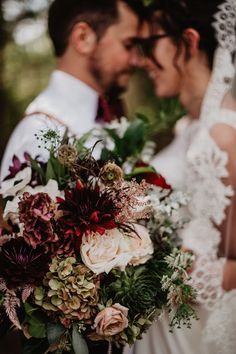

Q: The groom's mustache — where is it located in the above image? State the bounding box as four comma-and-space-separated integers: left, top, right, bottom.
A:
117, 68, 136, 75
117, 66, 135, 75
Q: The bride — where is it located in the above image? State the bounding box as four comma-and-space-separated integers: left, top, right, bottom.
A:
125, 0, 236, 353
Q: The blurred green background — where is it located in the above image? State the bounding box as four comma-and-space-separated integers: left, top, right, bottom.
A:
0, 0, 184, 162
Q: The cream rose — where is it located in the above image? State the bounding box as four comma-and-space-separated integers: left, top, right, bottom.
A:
93, 303, 129, 337
127, 224, 154, 266
80, 229, 132, 274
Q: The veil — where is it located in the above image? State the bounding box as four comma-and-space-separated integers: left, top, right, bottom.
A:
201, 1, 236, 352
200, 0, 236, 125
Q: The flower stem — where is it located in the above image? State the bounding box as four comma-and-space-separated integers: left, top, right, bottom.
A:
107, 342, 112, 354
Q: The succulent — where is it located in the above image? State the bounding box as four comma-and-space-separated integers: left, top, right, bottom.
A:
103, 265, 165, 319
34, 257, 101, 326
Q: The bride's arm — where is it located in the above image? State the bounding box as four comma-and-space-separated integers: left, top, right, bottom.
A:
210, 123, 236, 291
223, 260, 236, 291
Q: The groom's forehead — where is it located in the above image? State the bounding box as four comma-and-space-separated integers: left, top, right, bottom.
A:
101, 2, 140, 40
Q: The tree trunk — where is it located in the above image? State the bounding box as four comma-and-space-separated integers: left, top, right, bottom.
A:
0, 0, 9, 162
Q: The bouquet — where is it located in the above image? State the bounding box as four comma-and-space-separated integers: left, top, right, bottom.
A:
0, 125, 197, 354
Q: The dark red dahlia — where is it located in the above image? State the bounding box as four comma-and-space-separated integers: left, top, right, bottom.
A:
0, 238, 50, 289
57, 182, 117, 242
19, 192, 58, 249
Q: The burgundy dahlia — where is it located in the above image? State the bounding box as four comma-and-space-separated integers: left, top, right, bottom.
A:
57, 182, 117, 242
0, 238, 50, 289
19, 192, 58, 249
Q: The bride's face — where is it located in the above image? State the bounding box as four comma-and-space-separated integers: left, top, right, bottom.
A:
145, 25, 186, 98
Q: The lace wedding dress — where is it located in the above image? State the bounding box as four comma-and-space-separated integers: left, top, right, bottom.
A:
124, 2, 236, 353
125, 104, 236, 354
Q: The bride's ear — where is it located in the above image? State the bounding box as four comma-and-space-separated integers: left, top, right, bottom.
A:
183, 28, 200, 57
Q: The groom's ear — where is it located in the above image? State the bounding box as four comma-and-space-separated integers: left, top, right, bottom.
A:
183, 28, 200, 57
69, 22, 97, 55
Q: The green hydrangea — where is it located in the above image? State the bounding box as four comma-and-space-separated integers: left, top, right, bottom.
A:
34, 257, 100, 326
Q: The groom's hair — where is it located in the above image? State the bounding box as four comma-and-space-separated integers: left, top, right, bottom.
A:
48, 0, 145, 57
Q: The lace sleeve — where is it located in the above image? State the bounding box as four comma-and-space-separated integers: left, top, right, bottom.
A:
180, 126, 234, 309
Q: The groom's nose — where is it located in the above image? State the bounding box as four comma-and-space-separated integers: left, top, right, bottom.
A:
129, 49, 143, 68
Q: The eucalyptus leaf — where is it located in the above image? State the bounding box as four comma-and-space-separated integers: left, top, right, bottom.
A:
28, 316, 46, 339
47, 323, 65, 345
72, 325, 89, 354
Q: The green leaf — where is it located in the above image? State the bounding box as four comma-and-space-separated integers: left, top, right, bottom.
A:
22, 338, 49, 354
72, 325, 89, 354
29, 156, 46, 184
0, 292, 4, 306
121, 119, 147, 159
100, 148, 120, 164
45, 159, 56, 182
23, 303, 46, 339
75, 131, 92, 152
61, 128, 70, 145
47, 323, 65, 345
24, 303, 37, 316
134, 112, 149, 123
129, 166, 156, 176
28, 317, 46, 339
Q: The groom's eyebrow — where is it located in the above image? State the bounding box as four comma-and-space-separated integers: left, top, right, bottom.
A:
122, 38, 139, 50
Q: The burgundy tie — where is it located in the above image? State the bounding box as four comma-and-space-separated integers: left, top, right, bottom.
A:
95, 97, 125, 123
96, 97, 112, 123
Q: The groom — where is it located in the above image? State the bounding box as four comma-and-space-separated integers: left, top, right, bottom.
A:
0, 0, 146, 180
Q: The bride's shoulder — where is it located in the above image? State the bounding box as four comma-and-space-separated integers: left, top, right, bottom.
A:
209, 119, 236, 155
209, 93, 236, 152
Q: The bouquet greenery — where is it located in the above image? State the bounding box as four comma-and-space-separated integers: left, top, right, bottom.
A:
0, 122, 197, 354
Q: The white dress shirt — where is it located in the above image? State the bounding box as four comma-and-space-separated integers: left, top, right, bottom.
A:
1, 70, 99, 180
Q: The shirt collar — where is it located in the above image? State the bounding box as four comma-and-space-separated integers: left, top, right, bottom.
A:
47, 70, 99, 133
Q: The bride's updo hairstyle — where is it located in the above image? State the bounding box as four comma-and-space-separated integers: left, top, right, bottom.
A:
149, 0, 224, 69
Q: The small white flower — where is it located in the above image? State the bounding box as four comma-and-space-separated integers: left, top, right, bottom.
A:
105, 117, 130, 138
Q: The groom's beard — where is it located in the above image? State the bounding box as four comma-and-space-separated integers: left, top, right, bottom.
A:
89, 54, 134, 97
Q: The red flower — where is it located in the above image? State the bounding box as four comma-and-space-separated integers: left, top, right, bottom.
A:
0, 238, 50, 289
57, 182, 117, 244
135, 161, 171, 189
19, 192, 58, 249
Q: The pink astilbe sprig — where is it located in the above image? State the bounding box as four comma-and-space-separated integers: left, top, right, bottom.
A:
0, 278, 7, 292
109, 179, 152, 223
3, 291, 21, 330
21, 285, 35, 303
